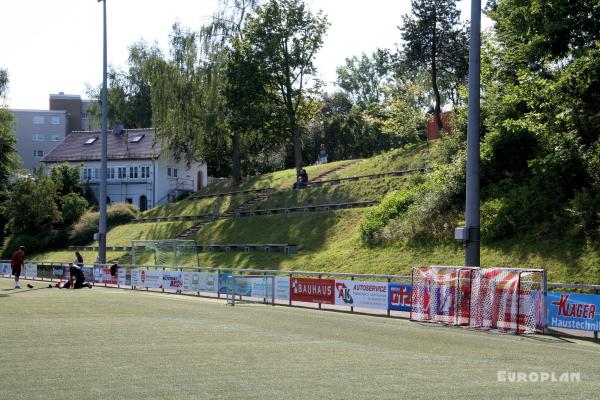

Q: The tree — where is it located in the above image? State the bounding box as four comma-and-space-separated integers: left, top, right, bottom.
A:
5, 177, 61, 236
400, 0, 468, 129
241, 0, 329, 172
336, 49, 393, 110
204, 0, 262, 184
0, 68, 18, 192
88, 42, 159, 130
49, 163, 82, 198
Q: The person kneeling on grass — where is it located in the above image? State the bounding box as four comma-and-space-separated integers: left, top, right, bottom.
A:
66, 263, 92, 289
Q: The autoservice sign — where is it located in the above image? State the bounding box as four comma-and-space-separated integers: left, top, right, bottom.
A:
547, 292, 600, 332
334, 280, 388, 310
290, 278, 335, 304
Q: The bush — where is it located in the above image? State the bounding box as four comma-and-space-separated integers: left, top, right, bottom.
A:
359, 190, 415, 245
61, 193, 88, 227
1, 231, 64, 259
69, 203, 139, 245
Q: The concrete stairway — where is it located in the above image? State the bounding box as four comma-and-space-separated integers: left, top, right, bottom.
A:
309, 159, 363, 183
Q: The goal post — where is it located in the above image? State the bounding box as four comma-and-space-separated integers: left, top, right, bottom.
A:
131, 239, 199, 267
226, 274, 276, 306
410, 266, 479, 326
469, 268, 546, 334
411, 266, 546, 334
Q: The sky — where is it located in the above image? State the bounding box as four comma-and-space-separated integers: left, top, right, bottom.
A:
0, 0, 491, 110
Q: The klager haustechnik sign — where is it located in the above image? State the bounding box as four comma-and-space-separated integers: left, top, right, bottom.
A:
547, 292, 600, 332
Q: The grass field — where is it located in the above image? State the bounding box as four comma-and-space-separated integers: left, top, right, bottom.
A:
1, 277, 598, 399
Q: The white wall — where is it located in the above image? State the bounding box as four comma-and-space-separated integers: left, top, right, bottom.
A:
46, 154, 207, 210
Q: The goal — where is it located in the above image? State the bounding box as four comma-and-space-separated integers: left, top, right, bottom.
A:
469, 268, 546, 334
131, 239, 199, 267
226, 274, 275, 306
410, 266, 479, 326
411, 266, 546, 334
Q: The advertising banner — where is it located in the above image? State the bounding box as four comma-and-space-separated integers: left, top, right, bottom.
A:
162, 271, 183, 290
275, 277, 290, 301
82, 267, 95, 283
218, 273, 252, 296
182, 271, 218, 293
94, 266, 119, 285
23, 263, 37, 278
290, 278, 335, 304
131, 269, 163, 288
388, 283, 412, 312
547, 292, 600, 332
334, 280, 388, 310
1, 262, 11, 276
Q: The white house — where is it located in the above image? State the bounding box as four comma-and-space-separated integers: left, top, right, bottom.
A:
41, 127, 207, 211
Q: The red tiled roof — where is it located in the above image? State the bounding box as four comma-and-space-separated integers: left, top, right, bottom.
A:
42, 128, 161, 163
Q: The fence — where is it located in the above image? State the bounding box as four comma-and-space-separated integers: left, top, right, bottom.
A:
1, 260, 598, 339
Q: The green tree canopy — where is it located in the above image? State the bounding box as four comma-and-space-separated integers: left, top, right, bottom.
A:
240, 0, 329, 172
400, 0, 468, 129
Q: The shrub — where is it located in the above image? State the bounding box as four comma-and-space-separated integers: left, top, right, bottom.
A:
69, 203, 139, 245
61, 193, 88, 227
359, 190, 415, 245
1, 231, 64, 259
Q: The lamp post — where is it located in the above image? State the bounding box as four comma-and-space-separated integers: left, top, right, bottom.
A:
464, 0, 481, 266
98, 0, 108, 264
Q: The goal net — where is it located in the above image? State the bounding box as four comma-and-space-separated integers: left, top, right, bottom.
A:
131, 239, 199, 267
469, 268, 545, 334
411, 266, 478, 326
226, 274, 275, 306
411, 266, 546, 334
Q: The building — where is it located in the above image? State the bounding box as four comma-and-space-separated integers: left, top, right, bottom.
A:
11, 93, 97, 171
41, 128, 207, 211
49, 92, 95, 132
11, 109, 69, 170
426, 112, 452, 140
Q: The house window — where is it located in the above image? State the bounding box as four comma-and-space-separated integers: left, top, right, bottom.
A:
129, 166, 138, 179
51, 116, 60, 125
93, 168, 99, 180
141, 166, 150, 179
85, 137, 98, 145
173, 168, 178, 178
33, 150, 44, 157
117, 167, 126, 179
50, 135, 60, 142
81, 112, 88, 119
33, 116, 44, 124
32, 134, 44, 141
107, 167, 115, 180
82, 168, 92, 180
167, 167, 172, 177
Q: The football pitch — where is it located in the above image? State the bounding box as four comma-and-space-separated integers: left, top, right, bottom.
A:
1, 278, 598, 399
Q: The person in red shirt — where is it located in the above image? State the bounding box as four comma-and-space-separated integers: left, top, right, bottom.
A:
10, 246, 25, 289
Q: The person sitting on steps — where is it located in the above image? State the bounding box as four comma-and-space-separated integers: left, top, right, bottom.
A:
293, 168, 309, 189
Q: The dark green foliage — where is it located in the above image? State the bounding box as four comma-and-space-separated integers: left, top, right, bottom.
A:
359, 190, 415, 245
1, 231, 64, 258
400, 0, 468, 127
5, 177, 61, 236
61, 193, 88, 227
69, 203, 139, 245
49, 163, 82, 198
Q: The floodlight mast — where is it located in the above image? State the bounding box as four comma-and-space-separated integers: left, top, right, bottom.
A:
465, 0, 481, 267
98, 0, 108, 264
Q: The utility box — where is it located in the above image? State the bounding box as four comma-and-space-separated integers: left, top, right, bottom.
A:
455, 226, 468, 241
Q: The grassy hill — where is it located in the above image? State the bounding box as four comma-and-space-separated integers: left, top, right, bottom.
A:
32, 142, 600, 285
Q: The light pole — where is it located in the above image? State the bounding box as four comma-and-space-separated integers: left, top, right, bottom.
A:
98, 0, 108, 264
465, 0, 481, 266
